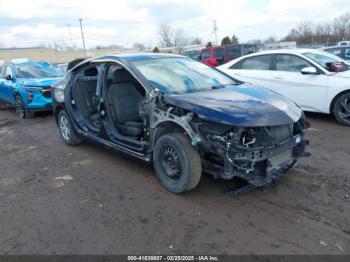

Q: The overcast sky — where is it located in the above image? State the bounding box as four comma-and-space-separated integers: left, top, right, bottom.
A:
0, 0, 349, 49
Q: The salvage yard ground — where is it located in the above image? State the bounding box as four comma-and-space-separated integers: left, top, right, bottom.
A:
0, 110, 349, 254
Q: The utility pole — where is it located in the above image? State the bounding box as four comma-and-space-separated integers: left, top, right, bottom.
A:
67, 24, 73, 48
213, 20, 218, 46
79, 18, 87, 57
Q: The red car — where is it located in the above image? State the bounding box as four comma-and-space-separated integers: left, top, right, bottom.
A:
199, 47, 225, 67
200, 44, 258, 67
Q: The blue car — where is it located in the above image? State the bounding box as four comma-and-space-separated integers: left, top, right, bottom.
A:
0, 61, 63, 118
53, 53, 309, 195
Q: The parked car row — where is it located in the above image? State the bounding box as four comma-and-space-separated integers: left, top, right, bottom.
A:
217, 48, 350, 126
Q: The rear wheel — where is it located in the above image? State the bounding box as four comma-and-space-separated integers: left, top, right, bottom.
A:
58, 110, 82, 145
333, 92, 350, 126
153, 132, 202, 193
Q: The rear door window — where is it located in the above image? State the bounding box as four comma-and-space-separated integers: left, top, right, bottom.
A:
201, 50, 210, 59
276, 55, 311, 72
240, 55, 271, 70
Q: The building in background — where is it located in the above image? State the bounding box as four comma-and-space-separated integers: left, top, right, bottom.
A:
263, 41, 297, 50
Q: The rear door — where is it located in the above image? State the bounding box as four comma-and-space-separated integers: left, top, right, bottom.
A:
228, 54, 273, 87
269, 54, 328, 112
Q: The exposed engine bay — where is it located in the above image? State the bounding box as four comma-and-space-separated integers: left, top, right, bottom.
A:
145, 93, 310, 188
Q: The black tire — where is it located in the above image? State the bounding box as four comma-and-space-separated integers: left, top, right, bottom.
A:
333, 92, 350, 126
58, 110, 82, 146
14, 95, 35, 119
153, 132, 202, 193
0, 100, 7, 110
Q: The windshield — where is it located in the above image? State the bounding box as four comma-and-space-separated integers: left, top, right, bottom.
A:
15, 63, 63, 78
303, 52, 349, 72
132, 57, 237, 94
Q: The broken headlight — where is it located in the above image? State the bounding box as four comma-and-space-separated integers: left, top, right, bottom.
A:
54, 89, 64, 103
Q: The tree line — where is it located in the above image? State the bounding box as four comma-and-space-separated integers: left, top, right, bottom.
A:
282, 12, 350, 45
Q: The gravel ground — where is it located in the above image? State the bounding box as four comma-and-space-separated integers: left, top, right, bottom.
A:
0, 109, 349, 255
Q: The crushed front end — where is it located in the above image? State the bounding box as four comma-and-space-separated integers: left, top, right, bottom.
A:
193, 115, 310, 186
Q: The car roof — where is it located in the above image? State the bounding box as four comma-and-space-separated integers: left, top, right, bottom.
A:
243, 48, 317, 56
106, 52, 184, 61
323, 45, 350, 49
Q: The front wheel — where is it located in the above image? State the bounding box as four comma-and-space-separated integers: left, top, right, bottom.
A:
333, 92, 350, 126
58, 110, 82, 146
0, 100, 7, 110
14, 95, 34, 119
153, 133, 202, 194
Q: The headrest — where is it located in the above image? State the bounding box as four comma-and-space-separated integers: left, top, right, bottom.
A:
113, 69, 133, 83
84, 67, 98, 76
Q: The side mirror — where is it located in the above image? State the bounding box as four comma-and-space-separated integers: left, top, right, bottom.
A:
301, 67, 318, 75
5, 74, 13, 81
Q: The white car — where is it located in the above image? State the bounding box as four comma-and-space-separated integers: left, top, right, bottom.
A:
217, 49, 350, 126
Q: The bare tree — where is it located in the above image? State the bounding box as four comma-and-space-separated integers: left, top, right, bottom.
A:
190, 37, 202, 45
282, 13, 350, 45
264, 36, 277, 44
158, 24, 173, 47
333, 13, 350, 41
173, 29, 189, 53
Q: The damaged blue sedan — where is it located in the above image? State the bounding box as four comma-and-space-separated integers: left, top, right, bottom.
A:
53, 53, 309, 194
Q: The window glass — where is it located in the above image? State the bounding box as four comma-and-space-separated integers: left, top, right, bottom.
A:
15, 62, 63, 78
345, 48, 350, 59
225, 47, 241, 59
276, 55, 311, 72
132, 57, 237, 94
201, 50, 210, 59
326, 48, 342, 56
5, 66, 13, 77
241, 55, 270, 70
303, 51, 348, 71
214, 48, 224, 58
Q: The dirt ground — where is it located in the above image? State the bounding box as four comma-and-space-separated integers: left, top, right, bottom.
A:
0, 109, 349, 255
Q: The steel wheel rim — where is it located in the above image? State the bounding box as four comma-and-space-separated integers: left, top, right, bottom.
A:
337, 95, 350, 124
161, 145, 182, 181
60, 115, 70, 141
14, 97, 25, 119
